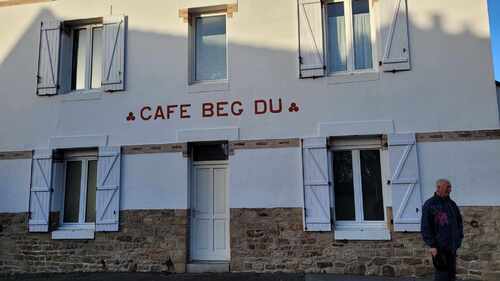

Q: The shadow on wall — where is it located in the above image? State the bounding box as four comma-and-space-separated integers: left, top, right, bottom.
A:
0, 3, 498, 146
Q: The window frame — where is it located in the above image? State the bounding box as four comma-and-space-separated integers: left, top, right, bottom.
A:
324, 0, 378, 76
59, 155, 97, 230
189, 11, 229, 85
69, 23, 103, 92
329, 137, 391, 240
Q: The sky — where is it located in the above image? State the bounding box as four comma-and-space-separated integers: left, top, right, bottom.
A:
489, 0, 500, 81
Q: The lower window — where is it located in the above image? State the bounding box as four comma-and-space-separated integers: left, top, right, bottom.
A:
62, 158, 97, 226
332, 148, 389, 240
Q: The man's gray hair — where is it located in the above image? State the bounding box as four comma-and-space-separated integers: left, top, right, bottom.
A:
436, 178, 451, 187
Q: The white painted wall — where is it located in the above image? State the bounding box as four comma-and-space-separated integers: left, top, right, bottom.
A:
0, 159, 31, 213
0, 0, 498, 152
418, 140, 500, 206
121, 153, 189, 210
229, 147, 303, 208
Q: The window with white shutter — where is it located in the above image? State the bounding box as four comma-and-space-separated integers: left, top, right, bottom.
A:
301, 137, 332, 231
380, 0, 411, 72
36, 16, 127, 96
388, 133, 422, 232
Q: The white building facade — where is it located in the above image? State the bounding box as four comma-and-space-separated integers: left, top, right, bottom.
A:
0, 0, 499, 279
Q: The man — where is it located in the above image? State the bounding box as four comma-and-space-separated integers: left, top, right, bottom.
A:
421, 179, 464, 281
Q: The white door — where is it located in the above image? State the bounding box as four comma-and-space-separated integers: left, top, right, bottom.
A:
190, 162, 229, 261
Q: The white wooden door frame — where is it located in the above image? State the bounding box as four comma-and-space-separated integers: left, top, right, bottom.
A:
190, 161, 230, 262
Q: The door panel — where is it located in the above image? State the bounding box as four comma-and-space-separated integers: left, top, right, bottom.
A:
191, 164, 229, 261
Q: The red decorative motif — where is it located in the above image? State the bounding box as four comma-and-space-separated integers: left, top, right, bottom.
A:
126, 112, 136, 122
288, 102, 300, 112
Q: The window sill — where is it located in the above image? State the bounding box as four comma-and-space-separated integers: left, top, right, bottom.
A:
334, 227, 391, 241
326, 71, 379, 85
188, 80, 229, 93
52, 223, 95, 240
61, 90, 103, 102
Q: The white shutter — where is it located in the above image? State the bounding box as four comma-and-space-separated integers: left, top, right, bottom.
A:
36, 21, 61, 96
96, 146, 121, 232
102, 15, 126, 92
381, 0, 411, 72
388, 133, 422, 232
298, 0, 326, 78
28, 150, 53, 232
302, 137, 331, 231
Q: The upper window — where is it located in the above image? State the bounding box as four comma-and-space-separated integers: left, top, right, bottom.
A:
61, 153, 97, 227
191, 14, 227, 83
36, 16, 126, 96
70, 24, 103, 91
333, 149, 384, 224
326, 0, 373, 74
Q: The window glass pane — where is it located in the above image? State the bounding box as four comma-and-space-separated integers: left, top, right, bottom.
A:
64, 161, 82, 223
360, 150, 384, 221
85, 160, 97, 223
195, 15, 227, 81
333, 151, 356, 221
192, 142, 228, 161
327, 2, 347, 73
91, 27, 103, 89
352, 0, 373, 70
72, 28, 89, 90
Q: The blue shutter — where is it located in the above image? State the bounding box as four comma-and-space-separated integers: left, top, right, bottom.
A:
381, 0, 411, 72
96, 146, 121, 232
302, 137, 332, 231
36, 21, 61, 96
29, 150, 53, 232
388, 133, 422, 232
102, 15, 126, 92
298, 0, 326, 78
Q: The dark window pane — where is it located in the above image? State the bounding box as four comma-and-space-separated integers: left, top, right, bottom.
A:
333, 151, 355, 221
192, 143, 228, 161
352, 0, 370, 14
360, 150, 384, 221
71, 28, 88, 90
85, 160, 97, 223
64, 161, 82, 223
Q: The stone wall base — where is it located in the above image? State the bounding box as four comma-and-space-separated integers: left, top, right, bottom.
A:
230, 207, 500, 281
1, 207, 499, 281
0, 210, 188, 274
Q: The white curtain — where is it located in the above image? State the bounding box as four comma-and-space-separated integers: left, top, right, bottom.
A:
353, 8, 373, 70
328, 3, 347, 73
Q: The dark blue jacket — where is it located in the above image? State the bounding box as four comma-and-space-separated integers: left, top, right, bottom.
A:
421, 193, 464, 252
